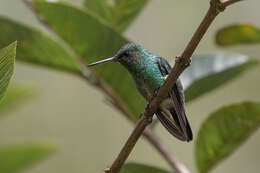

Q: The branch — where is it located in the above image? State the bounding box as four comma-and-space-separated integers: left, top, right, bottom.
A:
221, 0, 243, 8
106, 0, 242, 173
143, 128, 190, 173
23, 0, 187, 172
24, 0, 242, 172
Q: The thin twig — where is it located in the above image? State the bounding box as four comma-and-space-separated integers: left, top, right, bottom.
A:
143, 128, 190, 173
23, 0, 188, 172
221, 0, 243, 8
106, 0, 242, 173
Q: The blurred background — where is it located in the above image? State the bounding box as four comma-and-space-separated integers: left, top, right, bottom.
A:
0, 0, 259, 173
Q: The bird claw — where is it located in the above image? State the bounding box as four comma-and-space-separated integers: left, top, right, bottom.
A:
139, 102, 151, 119
153, 88, 160, 97
139, 88, 160, 119
145, 103, 151, 112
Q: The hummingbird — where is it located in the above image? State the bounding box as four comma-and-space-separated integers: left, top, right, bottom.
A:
88, 43, 193, 142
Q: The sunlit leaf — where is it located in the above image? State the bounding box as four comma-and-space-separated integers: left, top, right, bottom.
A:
84, 0, 148, 32
195, 102, 260, 173
179, 53, 258, 102
32, 0, 146, 122
0, 143, 56, 173
0, 17, 81, 75
0, 85, 35, 117
0, 42, 16, 101
216, 24, 260, 46
120, 163, 170, 173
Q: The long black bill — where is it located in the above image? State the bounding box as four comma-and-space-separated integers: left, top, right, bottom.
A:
88, 57, 116, 67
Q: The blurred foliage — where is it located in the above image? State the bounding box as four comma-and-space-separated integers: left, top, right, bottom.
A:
195, 102, 260, 173
0, 1, 259, 173
216, 24, 260, 46
0, 144, 55, 173
9, 0, 258, 123
32, 0, 145, 121
181, 53, 258, 102
120, 163, 170, 173
0, 84, 35, 117
0, 42, 16, 101
0, 34, 54, 173
184, 59, 258, 102
84, 0, 148, 32
0, 17, 81, 75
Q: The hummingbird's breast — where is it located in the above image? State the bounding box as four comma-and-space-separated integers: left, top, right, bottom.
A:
133, 61, 164, 101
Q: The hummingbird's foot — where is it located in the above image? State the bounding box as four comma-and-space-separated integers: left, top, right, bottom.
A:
140, 88, 160, 119
140, 103, 152, 118
145, 103, 151, 112
139, 103, 150, 119
153, 87, 160, 97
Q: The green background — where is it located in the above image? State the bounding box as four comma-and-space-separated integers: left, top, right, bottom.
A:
0, 0, 259, 173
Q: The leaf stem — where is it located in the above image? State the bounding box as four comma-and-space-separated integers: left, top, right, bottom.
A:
106, 0, 242, 173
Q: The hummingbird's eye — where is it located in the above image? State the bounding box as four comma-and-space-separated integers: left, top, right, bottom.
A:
122, 51, 130, 57
118, 51, 130, 60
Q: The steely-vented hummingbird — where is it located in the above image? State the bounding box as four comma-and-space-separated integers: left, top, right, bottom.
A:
88, 43, 193, 142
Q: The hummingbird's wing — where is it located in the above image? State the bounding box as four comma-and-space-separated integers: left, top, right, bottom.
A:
156, 57, 193, 142
156, 109, 187, 141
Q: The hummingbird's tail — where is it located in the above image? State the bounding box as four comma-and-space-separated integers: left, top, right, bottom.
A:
185, 118, 193, 141
156, 108, 193, 142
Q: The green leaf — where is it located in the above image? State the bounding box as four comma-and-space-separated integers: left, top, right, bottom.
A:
195, 102, 260, 173
0, 85, 35, 117
181, 53, 258, 102
0, 17, 81, 75
0, 42, 16, 101
84, 0, 114, 22
216, 24, 260, 46
0, 143, 56, 173
120, 163, 170, 173
84, 0, 148, 32
32, 0, 146, 122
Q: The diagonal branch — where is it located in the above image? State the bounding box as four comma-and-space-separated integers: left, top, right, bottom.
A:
106, 0, 243, 173
143, 128, 190, 173
220, 0, 243, 8
23, 0, 189, 172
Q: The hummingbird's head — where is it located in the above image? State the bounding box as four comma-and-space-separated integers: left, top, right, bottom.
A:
88, 43, 149, 68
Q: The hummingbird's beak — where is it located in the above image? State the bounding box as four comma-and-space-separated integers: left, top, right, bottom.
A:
88, 57, 117, 67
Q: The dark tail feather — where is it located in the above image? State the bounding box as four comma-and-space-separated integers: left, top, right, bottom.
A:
169, 109, 193, 142
156, 109, 193, 142
156, 110, 187, 141
185, 118, 193, 142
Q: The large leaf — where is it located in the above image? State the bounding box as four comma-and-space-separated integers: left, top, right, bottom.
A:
120, 163, 170, 173
84, 0, 114, 22
84, 0, 148, 32
0, 17, 81, 75
0, 143, 56, 173
195, 102, 260, 173
179, 53, 258, 102
0, 42, 16, 101
0, 85, 35, 117
32, 0, 146, 121
216, 24, 260, 46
